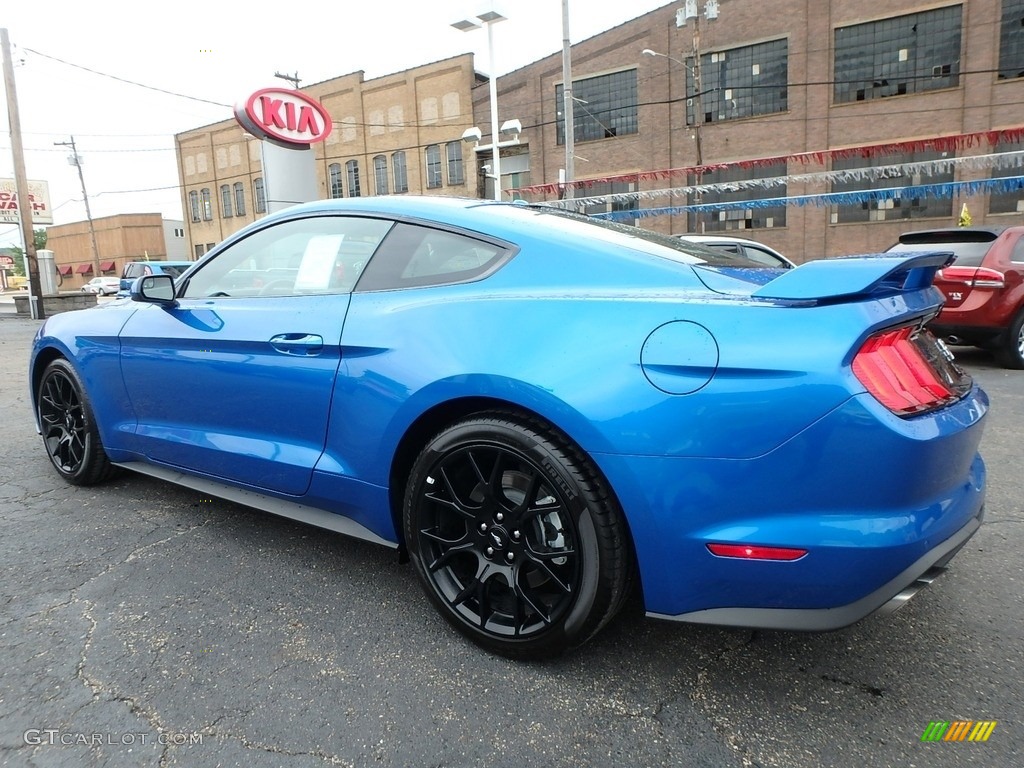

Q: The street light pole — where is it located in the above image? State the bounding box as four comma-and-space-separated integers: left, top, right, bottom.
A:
453, 9, 508, 201
55, 136, 102, 279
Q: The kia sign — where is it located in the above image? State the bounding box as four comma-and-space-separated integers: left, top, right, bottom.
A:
234, 88, 332, 149
0, 179, 54, 225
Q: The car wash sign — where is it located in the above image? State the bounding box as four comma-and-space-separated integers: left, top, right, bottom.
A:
0, 179, 53, 225
235, 88, 332, 149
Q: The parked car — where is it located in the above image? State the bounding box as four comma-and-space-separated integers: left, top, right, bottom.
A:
80, 276, 120, 295
29, 197, 987, 658
886, 226, 1024, 368
676, 234, 795, 269
118, 260, 194, 296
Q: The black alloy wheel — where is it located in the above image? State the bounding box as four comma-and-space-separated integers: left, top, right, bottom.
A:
404, 413, 633, 659
37, 359, 114, 485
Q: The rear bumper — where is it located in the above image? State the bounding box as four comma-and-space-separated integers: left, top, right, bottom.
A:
593, 386, 988, 626
648, 504, 982, 630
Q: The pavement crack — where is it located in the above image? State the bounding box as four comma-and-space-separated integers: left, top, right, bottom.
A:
210, 731, 354, 766
818, 673, 885, 697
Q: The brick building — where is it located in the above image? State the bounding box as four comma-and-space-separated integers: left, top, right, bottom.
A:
44, 213, 186, 291
171, 2, 1024, 264
174, 54, 480, 260
483, 0, 1024, 261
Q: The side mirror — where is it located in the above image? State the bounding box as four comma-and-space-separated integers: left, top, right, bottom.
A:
130, 274, 177, 306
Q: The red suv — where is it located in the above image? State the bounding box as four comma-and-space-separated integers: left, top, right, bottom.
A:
886, 226, 1024, 369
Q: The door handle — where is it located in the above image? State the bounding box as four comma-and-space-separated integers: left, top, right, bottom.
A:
269, 333, 324, 355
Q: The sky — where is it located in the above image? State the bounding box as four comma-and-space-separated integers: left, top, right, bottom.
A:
0, 0, 674, 249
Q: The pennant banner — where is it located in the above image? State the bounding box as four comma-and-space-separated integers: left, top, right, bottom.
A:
515, 126, 1024, 197
589, 176, 1024, 222
548, 152, 1024, 210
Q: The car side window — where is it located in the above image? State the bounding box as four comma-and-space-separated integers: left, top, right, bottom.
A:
1012, 237, 1024, 264
744, 245, 785, 268
180, 216, 393, 298
355, 223, 512, 291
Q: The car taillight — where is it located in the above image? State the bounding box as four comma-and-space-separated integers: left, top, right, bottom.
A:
852, 326, 968, 416
937, 266, 1005, 288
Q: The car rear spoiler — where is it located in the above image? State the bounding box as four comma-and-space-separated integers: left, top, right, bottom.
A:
751, 251, 955, 301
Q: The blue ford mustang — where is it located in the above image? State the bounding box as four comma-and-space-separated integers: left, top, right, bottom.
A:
29, 196, 987, 658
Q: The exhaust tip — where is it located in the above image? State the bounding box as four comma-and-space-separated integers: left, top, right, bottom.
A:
877, 566, 947, 616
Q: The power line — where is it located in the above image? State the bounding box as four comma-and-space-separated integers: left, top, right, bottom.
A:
22, 47, 231, 108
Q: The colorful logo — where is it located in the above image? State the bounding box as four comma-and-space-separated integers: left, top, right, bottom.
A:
921, 721, 997, 742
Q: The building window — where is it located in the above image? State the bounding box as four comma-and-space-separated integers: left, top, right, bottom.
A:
253, 178, 266, 214
830, 151, 953, 223
999, 0, 1024, 79
173, 228, 184, 238
692, 161, 788, 231
393, 151, 409, 193
425, 145, 443, 189
989, 135, 1024, 214
686, 39, 788, 124
556, 69, 638, 145
446, 141, 464, 185
194, 243, 205, 258
579, 182, 638, 226
374, 155, 389, 195
234, 182, 246, 216
346, 159, 361, 197
220, 184, 233, 218
188, 190, 200, 223
834, 7, 962, 104
200, 188, 213, 221
329, 163, 344, 198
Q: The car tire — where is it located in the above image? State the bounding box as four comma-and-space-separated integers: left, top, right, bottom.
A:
37, 358, 115, 485
404, 412, 634, 659
996, 308, 1024, 369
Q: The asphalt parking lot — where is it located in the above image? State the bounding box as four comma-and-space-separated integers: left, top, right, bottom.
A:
0, 312, 1021, 768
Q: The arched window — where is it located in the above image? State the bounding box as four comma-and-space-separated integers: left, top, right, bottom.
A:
392, 151, 408, 193
446, 142, 464, 185
188, 190, 200, 222
329, 163, 344, 198
373, 155, 388, 195
233, 182, 246, 216
253, 178, 266, 214
346, 160, 361, 197
220, 184, 233, 218
200, 188, 213, 221
425, 145, 442, 189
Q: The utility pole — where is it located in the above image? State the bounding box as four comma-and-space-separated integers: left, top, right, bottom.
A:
1, 27, 45, 319
561, 0, 575, 200
55, 136, 102, 280
678, 0, 718, 232
274, 71, 301, 89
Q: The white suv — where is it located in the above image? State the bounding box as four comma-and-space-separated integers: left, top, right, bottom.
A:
677, 235, 795, 269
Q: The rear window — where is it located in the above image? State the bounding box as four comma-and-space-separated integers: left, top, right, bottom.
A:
158, 265, 190, 279
886, 240, 992, 267
511, 206, 767, 269
886, 231, 998, 267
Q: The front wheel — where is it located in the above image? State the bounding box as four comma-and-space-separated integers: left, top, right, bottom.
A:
996, 308, 1024, 369
404, 412, 634, 659
37, 358, 115, 485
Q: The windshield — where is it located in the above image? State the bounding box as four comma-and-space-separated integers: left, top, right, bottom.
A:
514, 205, 768, 269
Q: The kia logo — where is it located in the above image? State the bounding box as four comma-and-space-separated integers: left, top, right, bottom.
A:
234, 88, 332, 149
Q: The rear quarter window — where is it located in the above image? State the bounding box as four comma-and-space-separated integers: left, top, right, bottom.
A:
355, 223, 512, 291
